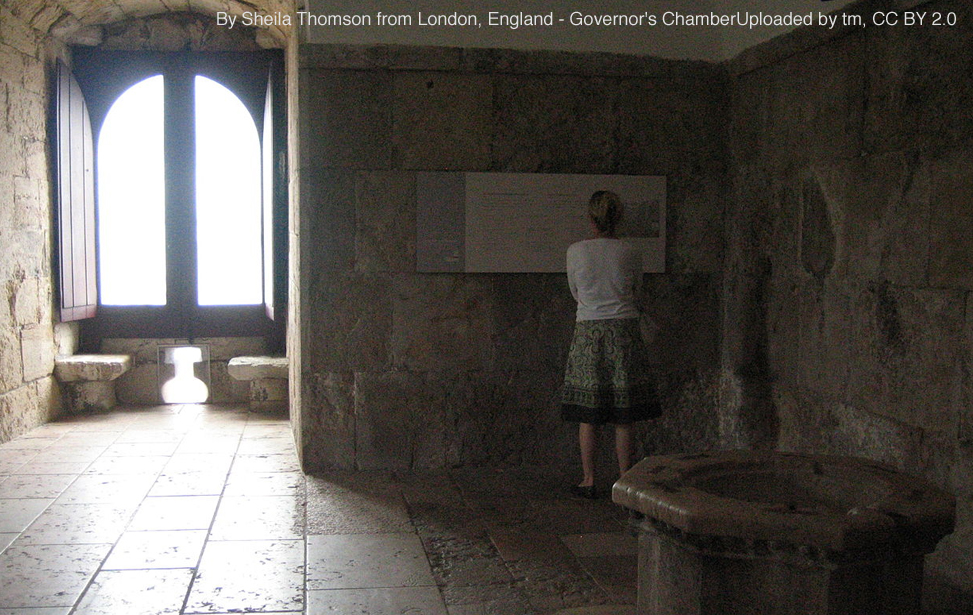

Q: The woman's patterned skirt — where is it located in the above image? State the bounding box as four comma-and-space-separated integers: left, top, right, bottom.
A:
560, 317, 661, 424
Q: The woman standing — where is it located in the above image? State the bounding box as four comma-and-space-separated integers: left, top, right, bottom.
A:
561, 190, 660, 498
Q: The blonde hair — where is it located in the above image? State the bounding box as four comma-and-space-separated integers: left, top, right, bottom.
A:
588, 190, 623, 235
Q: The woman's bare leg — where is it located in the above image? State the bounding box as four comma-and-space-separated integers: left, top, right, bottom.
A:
615, 423, 633, 477
579, 423, 597, 487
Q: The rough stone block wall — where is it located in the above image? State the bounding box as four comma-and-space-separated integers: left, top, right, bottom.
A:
0, 4, 65, 443
297, 44, 728, 478
724, 0, 973, 601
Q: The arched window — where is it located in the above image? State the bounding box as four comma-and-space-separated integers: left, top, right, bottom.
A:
194, 75, 262, 306
97, 75, 166, 306
63, 50, 287, 341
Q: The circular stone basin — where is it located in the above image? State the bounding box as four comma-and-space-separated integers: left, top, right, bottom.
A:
613, 450, 954, 553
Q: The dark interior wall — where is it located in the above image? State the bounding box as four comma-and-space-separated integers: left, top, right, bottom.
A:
296, 44, 728, 476
723, 0, 973, 597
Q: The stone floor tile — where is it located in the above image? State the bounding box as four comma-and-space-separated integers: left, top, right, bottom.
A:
0, 474, 76, 499
192, 424, 248, 438
421, 532, 512, 588
306, 474, 411, 535
0, 608, 72, 615
514, 573, 614, 614
576, 555, 637, 603
551, 607, 637, 615
13, 422, 77, 437
185, 539, 304, 613
236, 437, 298, 456
0, 437, 60, 451
29, 446, 107, 465
223, 471, 305, 497
0, 532, 17, 551
102, 530, 207, 569
307, 533, 435, 590
149, 471, 229, 497
560, 532, 638, 558
230, 453, 301, 474
398, 472, 465, 507
114, 430, 185, 444
510, 558, 613, 613
73, 568, 195, 614
0, 451, 31, 474
490, 529, 613, 611
84, 455, 170, 476
441, 584, 533, 615
118, 413, 198, 432
465, 495, 535, 530
129, 496, 220, 531
0, 543, 111, 607
163, 453, 235, 475
0, 498, 54, 533
14, 461, 91, 475
66, 413, 125, 427
408, 500, 484, 539
16, 503, 134, 545
55, 474, 155, 505
529, 498, 627, 535
54, 432, 122, 447
209, 495, 305, 540
307, 587, 448, 615
241, 423, 293, 439
102, 441, 181, 457
176, 434, 242, 455
452, 467, 569, 501
491, 530, 574, 564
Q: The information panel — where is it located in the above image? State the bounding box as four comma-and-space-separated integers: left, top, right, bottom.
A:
417, 172, 666, 273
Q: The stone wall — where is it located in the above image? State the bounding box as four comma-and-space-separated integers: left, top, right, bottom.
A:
296, 44, 728, 477
723, 0, 973, 601
0, 3, 66, 442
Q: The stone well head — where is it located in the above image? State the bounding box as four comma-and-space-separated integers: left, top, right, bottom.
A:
613, 450, 955, 615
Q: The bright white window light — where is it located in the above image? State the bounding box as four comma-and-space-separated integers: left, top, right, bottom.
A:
195, 75, 262, 306
160, 346, 209, 404
97, 75, 166, 306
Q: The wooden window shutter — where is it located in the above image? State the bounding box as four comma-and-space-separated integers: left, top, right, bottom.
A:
55, 60, 97, 321
262, 61, 287, 322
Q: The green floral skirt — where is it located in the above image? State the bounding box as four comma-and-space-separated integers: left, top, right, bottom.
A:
561, 318, 661, 425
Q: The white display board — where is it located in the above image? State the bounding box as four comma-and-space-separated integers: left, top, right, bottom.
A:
417, 172, 666, 273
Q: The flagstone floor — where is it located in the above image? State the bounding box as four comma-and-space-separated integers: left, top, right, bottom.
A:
0, 404, 637, 615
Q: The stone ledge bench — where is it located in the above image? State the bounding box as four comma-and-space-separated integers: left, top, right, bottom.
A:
227, 356, 288, 411
54, 354, 132, 413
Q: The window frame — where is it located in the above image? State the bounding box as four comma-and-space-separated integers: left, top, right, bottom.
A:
63, 49, 287, 343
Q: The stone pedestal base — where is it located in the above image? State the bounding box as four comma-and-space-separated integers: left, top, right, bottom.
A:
638, 523, 923, 615
613, 452, 955, 615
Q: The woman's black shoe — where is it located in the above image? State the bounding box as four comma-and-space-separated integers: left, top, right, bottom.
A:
571, 485, 598, 499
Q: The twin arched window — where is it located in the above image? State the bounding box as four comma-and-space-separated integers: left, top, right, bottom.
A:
58, 50, 286, 341
98, 74, 262, 306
